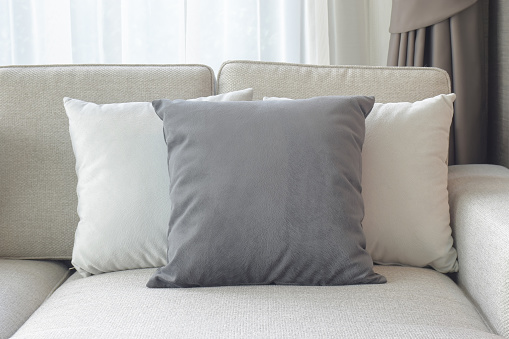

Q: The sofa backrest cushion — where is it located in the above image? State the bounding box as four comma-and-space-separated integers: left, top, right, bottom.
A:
217, 60, 450, 102
0, 64, 214, 259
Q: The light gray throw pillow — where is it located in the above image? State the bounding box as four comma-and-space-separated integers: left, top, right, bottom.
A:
147, 96, 386, 288
65, 89, 253, 277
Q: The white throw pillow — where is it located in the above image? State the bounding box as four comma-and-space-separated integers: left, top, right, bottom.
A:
65, 88, 254, 276
264, 94, 458, 273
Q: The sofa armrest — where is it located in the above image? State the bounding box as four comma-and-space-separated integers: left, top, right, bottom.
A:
448, 164, 509, 337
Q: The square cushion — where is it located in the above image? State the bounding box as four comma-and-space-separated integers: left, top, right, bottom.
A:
148, 96, 386, 287
64, 89, 253, 276
362, 94, 457, 272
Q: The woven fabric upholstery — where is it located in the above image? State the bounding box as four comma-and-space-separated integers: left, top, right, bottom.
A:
0, 259, 69, 339
448, 164, 509, 337
12, 266, 499, 338
217, 60, 451, 102
0, 64, 214, 259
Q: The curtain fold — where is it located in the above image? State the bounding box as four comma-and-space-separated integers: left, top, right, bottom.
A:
301, 0, 330, 65
488, 0, 509, 167
388, 0, 486, 164
389, 0, 477, 33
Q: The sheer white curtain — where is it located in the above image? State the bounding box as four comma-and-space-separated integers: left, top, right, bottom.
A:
0, 0, 391, 72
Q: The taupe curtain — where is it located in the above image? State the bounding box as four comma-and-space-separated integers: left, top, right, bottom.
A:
388, 0, 486, 165
489, 0, 509, 167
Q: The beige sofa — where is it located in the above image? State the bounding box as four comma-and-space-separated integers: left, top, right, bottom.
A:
0, 60, 507, 338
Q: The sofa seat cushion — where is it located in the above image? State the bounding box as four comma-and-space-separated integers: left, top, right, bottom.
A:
12, 266, 499, 338
0, 259, 70, 339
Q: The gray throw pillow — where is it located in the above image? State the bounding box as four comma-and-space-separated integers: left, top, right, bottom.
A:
147, 96, 386, 288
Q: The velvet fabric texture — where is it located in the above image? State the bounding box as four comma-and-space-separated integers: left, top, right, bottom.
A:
148, 96, 386, 288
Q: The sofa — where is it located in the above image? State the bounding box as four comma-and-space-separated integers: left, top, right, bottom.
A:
0, 60, 508, 338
